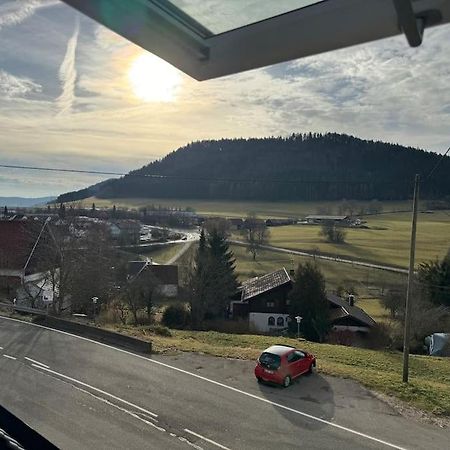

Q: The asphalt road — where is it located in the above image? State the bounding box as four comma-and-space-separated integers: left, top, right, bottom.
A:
0, 316, 448, 450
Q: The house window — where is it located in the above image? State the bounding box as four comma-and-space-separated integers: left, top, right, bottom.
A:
268, 316, 275, 326
266, 301, 275, 308
277, 317, 284, 326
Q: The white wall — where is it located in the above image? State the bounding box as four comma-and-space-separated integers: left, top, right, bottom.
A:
249, 312, 290, 333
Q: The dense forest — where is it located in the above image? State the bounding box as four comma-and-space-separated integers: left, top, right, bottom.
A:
57, 133, 450, 203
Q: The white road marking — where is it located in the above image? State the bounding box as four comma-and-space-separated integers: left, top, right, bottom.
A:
24, 356, 49, 368
184, 429, 231, 450
31, 364, 158, 418
1, 315, 407, 450
0, 346, 3, 349
3, 354, 16, 360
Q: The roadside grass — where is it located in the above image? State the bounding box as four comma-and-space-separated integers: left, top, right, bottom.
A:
110, 325, 450, 416
85, 197, 415, 219
138, 243, 185, 264
264, 211, 450, 267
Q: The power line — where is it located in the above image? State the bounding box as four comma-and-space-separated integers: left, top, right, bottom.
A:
0, 164, 124, 177
424, 146, 450, 181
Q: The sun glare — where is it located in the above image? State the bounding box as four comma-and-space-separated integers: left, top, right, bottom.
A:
128, 53, 182, 102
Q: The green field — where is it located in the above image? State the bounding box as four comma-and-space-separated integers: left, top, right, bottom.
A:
265, 211, 449, 268
86, 197, 415, 218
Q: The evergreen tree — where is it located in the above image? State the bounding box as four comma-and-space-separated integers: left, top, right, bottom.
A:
206, 228, 238, 318
188, 228, 237, 327
59, 203, 66, 219
418, 249, 450, 306
288, 262, 330, 342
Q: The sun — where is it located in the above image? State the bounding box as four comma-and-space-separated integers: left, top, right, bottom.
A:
128, 53, 182, 102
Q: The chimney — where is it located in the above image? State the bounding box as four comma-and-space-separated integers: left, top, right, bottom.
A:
348, 294, 355, 307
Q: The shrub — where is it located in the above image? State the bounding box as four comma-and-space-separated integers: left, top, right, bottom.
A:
147, 324, 172, 337
161, 303, 190, 329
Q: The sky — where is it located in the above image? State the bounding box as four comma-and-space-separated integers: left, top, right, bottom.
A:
0, 0, 450, 198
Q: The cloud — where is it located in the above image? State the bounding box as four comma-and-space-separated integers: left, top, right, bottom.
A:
56, 15, 79, 114
0, 70, 42, 97
0, 0, 58, 30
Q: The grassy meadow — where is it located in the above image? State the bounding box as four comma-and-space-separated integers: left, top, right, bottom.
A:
85, 197, 415, 218
265, 211, 450, 268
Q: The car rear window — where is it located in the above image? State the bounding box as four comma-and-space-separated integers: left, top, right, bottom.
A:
259, 352, 281, 370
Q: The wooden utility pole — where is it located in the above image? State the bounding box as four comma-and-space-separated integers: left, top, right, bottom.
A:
402, 174, 420, 383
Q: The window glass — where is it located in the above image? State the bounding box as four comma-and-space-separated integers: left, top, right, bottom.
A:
268, 316, 275, 326
277, 316, 284, 326
259, 352, 281, 370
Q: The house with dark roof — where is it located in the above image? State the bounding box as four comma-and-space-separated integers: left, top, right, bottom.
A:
127, 260, 178, 297
327, 293, 376, 332
231, 268, 293, 333
231, 267, 376, 335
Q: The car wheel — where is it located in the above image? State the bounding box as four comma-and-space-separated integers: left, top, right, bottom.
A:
308, 363, 314, 374
283, 375, 291, 388
256, 377, 262, 383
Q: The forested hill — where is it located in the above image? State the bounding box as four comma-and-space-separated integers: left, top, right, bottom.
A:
57, 133, 450, 203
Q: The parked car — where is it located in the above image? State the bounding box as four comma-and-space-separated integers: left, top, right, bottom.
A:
254, 344, 316, 387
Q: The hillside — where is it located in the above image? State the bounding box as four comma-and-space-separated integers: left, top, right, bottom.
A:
56, 133, 450, 203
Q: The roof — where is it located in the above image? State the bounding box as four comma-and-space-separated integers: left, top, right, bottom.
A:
128, 261, 178, 285
0, 221, 49, 273
305, 215, 348, 220
327, 293, 376, 328
240, 268, 291, 301
62, 0, 450, 80
263, 345, 295, 356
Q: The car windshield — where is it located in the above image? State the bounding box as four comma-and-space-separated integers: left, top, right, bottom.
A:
259, 352, 281, 370
1, 1, 450, 449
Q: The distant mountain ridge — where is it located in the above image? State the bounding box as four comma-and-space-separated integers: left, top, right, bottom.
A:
0, 196, 56, 207
56, 133, 450, 203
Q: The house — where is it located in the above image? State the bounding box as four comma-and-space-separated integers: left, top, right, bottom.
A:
231, 267, 376, 336
228, 218, 244, 230
128, 260, 178, 297
0, 219, 55, 305
327, 293, 376, 333
305, 215, 350, 225
109, 220, 141, 244
231, 268, 293, 333
265, 218, 296, 227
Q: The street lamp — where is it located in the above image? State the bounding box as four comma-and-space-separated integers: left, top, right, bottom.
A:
92, 297, 98, 324
295, 316, 303, 339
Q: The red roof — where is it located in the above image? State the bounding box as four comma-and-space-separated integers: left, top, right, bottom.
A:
0, 221, 47, 272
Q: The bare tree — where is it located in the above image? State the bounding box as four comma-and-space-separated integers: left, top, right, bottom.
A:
319, 221, 346, 244
242, 213, 270, 260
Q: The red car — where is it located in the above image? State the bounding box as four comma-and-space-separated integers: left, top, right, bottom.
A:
254, 345, 316, 387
